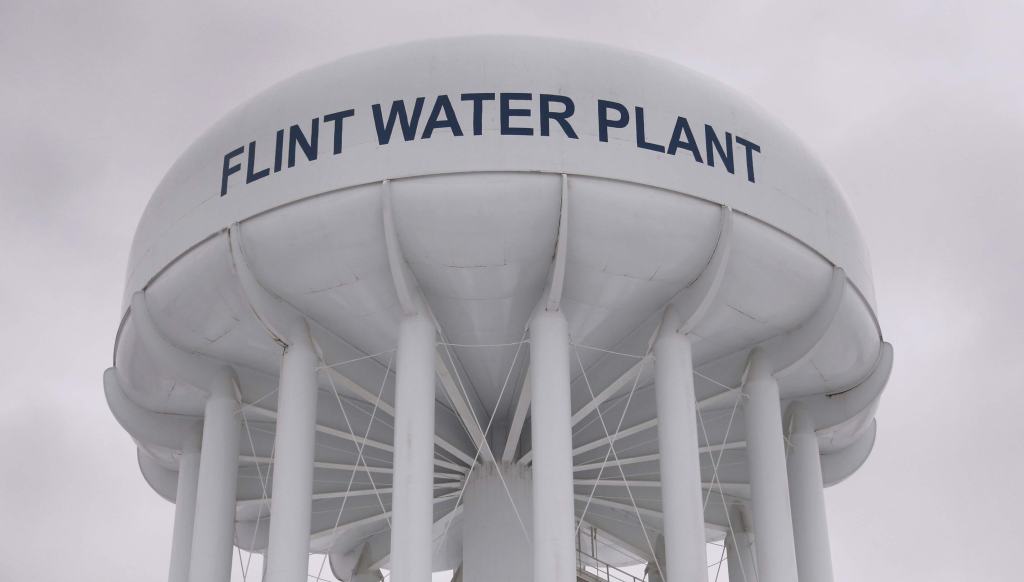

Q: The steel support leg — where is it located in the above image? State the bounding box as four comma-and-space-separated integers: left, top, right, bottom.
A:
742, 349, 798, 582
529, 309, 576, 582
462, 462, 533, 582
188, 382, 241, 582
265, 324, 320, 582
389, 314, 437, 582
168, 436, 200, 582
786, 402, 834, 582
654, 317, 708, 582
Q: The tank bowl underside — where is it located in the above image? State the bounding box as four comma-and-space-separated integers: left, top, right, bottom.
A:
113, 171, 886, 567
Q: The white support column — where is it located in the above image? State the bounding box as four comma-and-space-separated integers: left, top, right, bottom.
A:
462, 462, 533, 582
528, 308, 576, 582
168, 435, 201, 582
725, 529, 757, 582
653, 310, 708, 582
389, 314, 437, 582
265, 322, 320, 582
741, 349, 798, 582
188, 381, 241, 582
786, 402, 834, 582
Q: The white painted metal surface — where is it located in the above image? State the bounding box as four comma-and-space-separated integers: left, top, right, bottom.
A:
786, 402, 834, 582
168, 437, 200, 582
264, 324, 319, 582
654, 317, 707, 582
390, 314, 437, 582
529, 308, 577, 582
189, 383, 241, 582
104, 36, 891, 582
742, 350, 798, 582
462, 463, 533, 582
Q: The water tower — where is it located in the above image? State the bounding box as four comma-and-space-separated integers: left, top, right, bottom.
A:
106, 36, 892, 582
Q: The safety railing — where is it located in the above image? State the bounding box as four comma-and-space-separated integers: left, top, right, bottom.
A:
576, 548, 647, 582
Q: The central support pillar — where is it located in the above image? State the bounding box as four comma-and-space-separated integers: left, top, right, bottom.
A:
653, 313, 708, 582
528, 308, 576, 582
265, 322, 320, 582
725, 529, 757, 582
188, 380, 241, 582
390, 314, 438, 582
168, 433, 201, 582
646, 535, 667, 582
741, 349, 798, 582
725, 504, 757, 582
462, 462, 534, 582
786, 402, 834, 582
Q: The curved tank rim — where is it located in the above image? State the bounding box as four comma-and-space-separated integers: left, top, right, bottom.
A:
112, 169, 882, 367
124, 35, 878, 312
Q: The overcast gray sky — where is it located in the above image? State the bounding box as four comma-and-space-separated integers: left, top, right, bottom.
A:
2, 1, 1022, 580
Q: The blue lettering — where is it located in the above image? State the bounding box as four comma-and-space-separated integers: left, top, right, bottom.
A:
422, 95, 464, 139
634, 106, 665, 153
540, 94, 578, 139
288, 119, 319, 168
218, 95, 763, 195
500, 93, 533, 136
705, 125, 734, 174
246, 140, 270, 184
667, 117, 702, 163
460, 93, 495, 135
220, 146, 244, 196
273, 129, 284, 173
323, 109, 355, 154
373, 98, 426, 144
736, 136, 760, 183
598, 100, 629, 142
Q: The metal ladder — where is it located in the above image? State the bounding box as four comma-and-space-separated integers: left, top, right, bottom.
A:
577, 548, 647, 582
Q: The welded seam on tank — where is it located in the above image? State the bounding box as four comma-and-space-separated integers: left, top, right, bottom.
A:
565, 204, 732, 436
119, 172, 882, 363
382, 178, 491, 461
230, 220, 407, 423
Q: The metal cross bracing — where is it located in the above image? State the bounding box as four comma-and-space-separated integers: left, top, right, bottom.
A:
113, 175, 893, 582
223, 329, 759, 582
